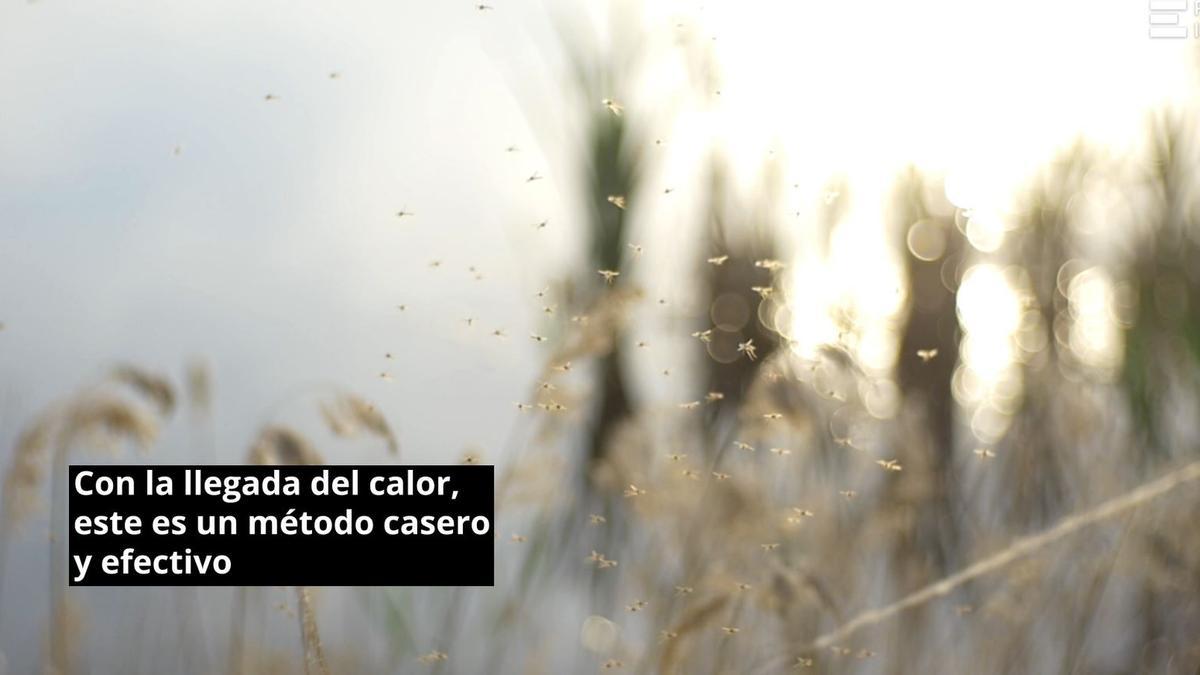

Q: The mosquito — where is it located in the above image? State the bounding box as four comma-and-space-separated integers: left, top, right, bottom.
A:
738, 339, 758, 360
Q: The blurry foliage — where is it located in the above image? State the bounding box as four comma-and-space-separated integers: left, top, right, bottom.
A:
1123, 112, 1200, 458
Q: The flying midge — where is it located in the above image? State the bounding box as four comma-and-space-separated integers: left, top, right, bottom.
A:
588, 514, 606, 525
623, 484, 646, 497
530, 334, 548, 343
534, 220, 547, 230
637, 340, 649, 348
515, 403, 533, 412
973, 448, 996, 459
876, 459, 903, 471
692, 329, 714, 342
526, 172, 543, 182
762, 413, 783, 420
588, 550, 618, 568
510, 534, 526, 543
706, 391, 724, 402
264, 93, 279, 101
738, 339, 758, 360
839, 490, 858, 499
751, 286, 774, 299
707, 255, 729, 265
678, 401, 701, 410
628, 243, 644, 257
917, 348, 939, 362
606, 194, 626, 209
760, 542, 780, 551
598, 269, 620, 284
721, 626, 740, 636
681, 469, 700, 480
601, 660, 624, 670
674, 585, 694, 595
755, 259, 786, 271
429, 260, 442, 268
552, 361, 571, 372
505, 145, 519, 152
769, 447, 792, 456
712, 471, 731, 481
734, 441, 755, 451
418, 651, 448, 664
464, 317, 475, 327
601, 98, 623, 115
625, 599, 648, 612
667, 452, 687, 462
659, 631, 679, 642
492, 329, 506, 338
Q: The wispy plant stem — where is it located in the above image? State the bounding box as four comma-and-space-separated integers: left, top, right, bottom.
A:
755, 459, 1200, 671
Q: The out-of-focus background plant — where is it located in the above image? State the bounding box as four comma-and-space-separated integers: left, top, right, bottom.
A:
2, 1, 1200, 673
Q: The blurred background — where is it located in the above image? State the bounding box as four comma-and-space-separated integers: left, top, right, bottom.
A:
2, 1, 1200, 673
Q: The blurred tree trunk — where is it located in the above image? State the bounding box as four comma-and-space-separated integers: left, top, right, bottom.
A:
579, 96, 640, 480
698, 161, 782, 443
1001, 148, 1088, 529
892, 171, 965, 574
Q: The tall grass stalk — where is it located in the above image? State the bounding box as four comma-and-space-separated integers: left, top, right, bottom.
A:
754, 458, 1200, 672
